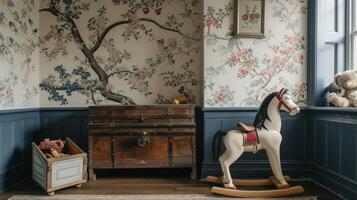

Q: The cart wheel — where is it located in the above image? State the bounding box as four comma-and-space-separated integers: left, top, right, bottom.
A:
75, 184, 82, 188
47, 191, 55, 196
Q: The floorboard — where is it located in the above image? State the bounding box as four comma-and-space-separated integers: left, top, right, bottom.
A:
0, 169, 344, 200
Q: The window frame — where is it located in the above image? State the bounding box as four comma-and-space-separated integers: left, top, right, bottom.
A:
349, 0, 357, 69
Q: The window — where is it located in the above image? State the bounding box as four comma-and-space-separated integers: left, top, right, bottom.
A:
351, 0, 357, 69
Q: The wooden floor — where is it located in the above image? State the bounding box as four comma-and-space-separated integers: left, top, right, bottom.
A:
0, 170, 344, 200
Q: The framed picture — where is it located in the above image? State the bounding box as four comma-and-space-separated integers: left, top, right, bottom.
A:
234, 0, 265, 38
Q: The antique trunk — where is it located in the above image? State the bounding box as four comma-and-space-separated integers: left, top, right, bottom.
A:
88, 105, 196, 180
32, 138, 88, 195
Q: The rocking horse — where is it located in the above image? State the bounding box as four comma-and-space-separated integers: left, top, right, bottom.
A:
206, 88, 304, 198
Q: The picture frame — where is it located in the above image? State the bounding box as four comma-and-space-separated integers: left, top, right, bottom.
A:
234, 0, 265, 38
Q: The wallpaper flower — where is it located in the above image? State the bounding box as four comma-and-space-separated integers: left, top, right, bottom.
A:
0, 0, 39, 108
39, 0, 202, 106
204, 0, 307, 107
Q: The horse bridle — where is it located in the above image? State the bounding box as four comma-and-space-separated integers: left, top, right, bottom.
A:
276, 89, 294, 113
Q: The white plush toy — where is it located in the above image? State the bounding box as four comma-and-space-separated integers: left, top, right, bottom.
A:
327, 70, 357, 107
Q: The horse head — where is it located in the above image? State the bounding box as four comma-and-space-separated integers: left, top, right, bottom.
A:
276, 88, 300, 116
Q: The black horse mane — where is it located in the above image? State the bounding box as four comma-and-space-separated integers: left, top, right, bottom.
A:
253, 92, 278, 130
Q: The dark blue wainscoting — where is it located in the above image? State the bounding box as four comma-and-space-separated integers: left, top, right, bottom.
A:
307, 108, 357, 199
37, 108, 88, 150
0, 107, 87, 193
0, 109, 40, 193
201, 108, 309, 179
2, 106, 357, 199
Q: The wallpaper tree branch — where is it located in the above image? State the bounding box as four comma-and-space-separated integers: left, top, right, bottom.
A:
39, 0, 202, 106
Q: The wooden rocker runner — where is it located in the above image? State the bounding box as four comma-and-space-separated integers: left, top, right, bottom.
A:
206, 89, 304, 198
206, 175, 304, 198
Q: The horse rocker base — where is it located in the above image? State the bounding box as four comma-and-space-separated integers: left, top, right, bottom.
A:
210, 185, 304, 198
206, 175, 304, 198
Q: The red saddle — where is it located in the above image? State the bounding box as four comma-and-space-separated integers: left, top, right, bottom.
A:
237, 122, 260, 146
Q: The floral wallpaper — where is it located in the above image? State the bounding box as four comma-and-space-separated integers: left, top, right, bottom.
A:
0, 0, 39, 108
0, 0, 308, 109
39, 0, 202, 106
204, 0, 308, 107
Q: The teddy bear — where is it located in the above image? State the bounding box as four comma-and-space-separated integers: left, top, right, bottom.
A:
327, 70, 357, 107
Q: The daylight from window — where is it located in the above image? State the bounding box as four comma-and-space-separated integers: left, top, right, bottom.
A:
352, 0, 357, 68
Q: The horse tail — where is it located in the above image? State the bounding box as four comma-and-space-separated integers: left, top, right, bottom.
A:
212, 130, 227, 161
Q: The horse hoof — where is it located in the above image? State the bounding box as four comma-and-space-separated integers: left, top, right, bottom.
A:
277, 183, 290, 189
219, 176, 228, 183
224, 183, 236, 190
47, 191, 55, 196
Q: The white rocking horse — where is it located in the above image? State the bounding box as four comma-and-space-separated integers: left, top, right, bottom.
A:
206, 88, 304, 198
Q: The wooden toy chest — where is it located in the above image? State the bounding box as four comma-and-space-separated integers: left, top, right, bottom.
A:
88, 105, 196, 180
32, 138, 88, 195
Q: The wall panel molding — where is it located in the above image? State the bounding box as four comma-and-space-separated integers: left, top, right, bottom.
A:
308, 110, 357, 199
38, 108, 88, 150
0, 110, 39, 193
311, 163, 357, 199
